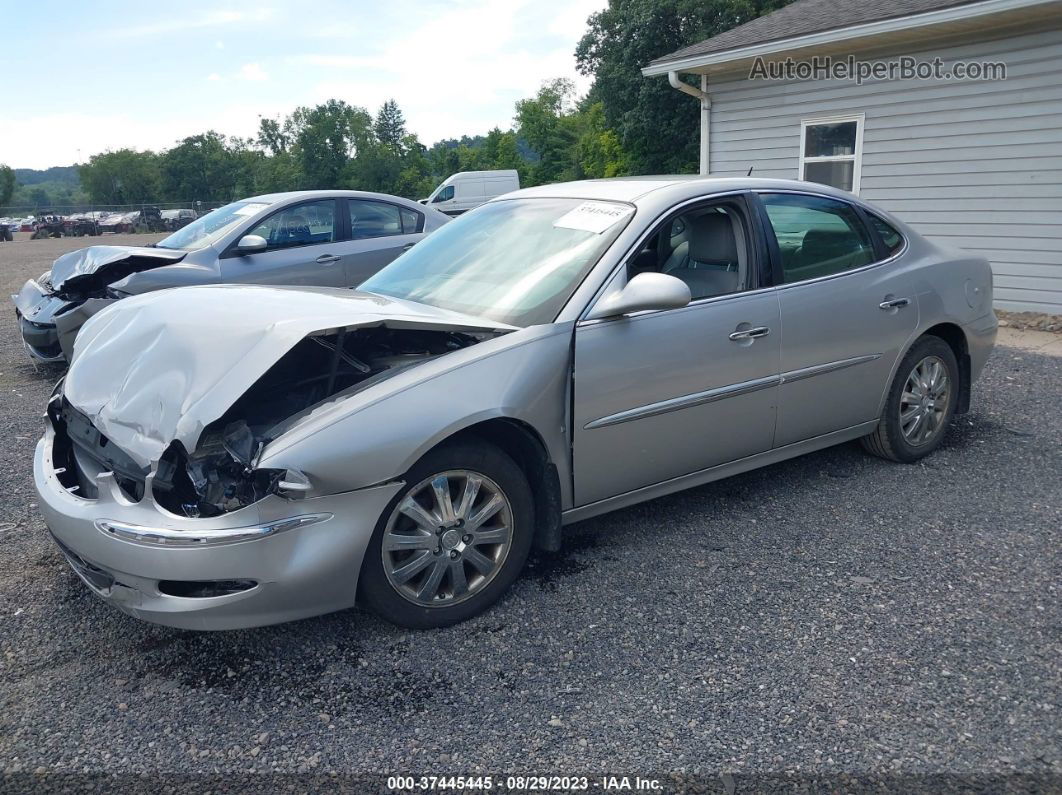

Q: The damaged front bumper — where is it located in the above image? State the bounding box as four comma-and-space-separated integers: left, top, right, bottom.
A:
35, 423, 403, 630
12, 278, 117, 363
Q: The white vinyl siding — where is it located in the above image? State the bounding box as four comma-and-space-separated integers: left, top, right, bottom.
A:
704, 26, 1062, 313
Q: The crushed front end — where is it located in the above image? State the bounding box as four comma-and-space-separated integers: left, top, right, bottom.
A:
37, 386, 402, 630
12, 246, 186, 363
34, 320, 493, 629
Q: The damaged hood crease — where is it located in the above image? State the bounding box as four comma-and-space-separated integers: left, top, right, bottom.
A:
49, 245, 186, 293
63, 285, 513, 469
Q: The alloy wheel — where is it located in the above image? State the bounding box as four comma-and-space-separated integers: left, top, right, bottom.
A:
899, 355, 951, 446
381, 470, 513, 607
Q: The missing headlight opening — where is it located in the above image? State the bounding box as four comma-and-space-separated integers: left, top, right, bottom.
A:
55, 325, 491, 518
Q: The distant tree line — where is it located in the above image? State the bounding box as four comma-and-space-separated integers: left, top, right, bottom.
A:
4, 1, 792, 211
70, 85, 632, 208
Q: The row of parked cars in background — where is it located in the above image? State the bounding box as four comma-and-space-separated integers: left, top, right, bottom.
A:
0, 207, 198, 241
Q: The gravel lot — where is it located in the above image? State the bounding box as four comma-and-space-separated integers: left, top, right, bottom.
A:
0, 234, 1058, 790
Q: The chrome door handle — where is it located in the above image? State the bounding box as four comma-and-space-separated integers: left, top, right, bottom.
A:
401, 242, 415, 251
316, 254, 340, 265
879, 297, 910, 310
729, 326, 771, 341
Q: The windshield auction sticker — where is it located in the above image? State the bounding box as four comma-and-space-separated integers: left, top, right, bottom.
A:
554, 202, 633, 234
234, 202, 270, 216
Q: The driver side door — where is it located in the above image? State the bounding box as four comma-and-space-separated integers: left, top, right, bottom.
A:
220, 199, 347, 287
572, 194, 781, 507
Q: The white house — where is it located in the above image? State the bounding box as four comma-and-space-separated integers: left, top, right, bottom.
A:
643, 0, 1062, 314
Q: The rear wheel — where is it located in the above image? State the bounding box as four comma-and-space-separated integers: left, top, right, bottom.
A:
862, 336, 958, 462
360, 441, 533, 629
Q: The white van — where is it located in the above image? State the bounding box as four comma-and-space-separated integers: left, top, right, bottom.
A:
421, 170, 520, 216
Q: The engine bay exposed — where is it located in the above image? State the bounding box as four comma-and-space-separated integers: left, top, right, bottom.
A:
52, 325, 492, 517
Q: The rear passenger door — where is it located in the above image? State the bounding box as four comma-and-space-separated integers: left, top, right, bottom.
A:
340, 199, 424, 286
220, 199, 346, 287
755, 192, 918, 447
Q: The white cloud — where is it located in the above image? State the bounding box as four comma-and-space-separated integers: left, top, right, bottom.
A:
106, 8, 274, 38
292, 0, 606, 142
1, 104, 291, 169
5, 0, 609, 167
239, 63, 269, 82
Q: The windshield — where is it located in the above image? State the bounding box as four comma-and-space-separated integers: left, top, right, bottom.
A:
155, 201, 271, 251
361, 198, 633, 327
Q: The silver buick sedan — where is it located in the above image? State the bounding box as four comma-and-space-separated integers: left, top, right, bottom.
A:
34, 177, 997, 630
13, 190, 449, 362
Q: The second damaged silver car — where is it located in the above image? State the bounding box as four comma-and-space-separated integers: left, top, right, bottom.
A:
34, 177, 997, 630
13, 190, 449, 363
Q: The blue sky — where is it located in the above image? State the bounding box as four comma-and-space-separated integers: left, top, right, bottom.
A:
1, 0, 607, 169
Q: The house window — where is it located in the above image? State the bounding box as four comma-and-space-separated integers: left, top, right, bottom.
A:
799, 114, 864, 194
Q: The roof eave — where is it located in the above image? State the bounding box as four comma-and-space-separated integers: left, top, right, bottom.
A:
642, 0, 1053, 76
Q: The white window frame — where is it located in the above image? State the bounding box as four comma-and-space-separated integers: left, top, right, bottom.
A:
798, 113, 865, 195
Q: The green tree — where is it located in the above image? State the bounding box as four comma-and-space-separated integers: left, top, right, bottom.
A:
160, 131, 240, 203
514, 80, 629, 184
515, 79, 581, 184
576, 0, 793, 173
0, 164, 15, 207
374, 100, 407, 149
576, 102, 630, 177
79, 149, 162, 205
256, 116, 291, 156
290, 100, 374, 189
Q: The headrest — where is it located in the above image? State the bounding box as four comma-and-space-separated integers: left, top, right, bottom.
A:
688, 212, 737, 264
800, 227, 854, 257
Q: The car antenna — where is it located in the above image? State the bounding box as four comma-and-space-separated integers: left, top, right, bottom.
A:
747, 165, 754, 176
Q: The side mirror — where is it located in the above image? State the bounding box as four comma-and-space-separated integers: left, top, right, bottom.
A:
236, 234, 267, 253
585, 272, 691, 320
417, 198, 428, 205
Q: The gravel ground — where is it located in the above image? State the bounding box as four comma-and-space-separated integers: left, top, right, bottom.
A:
0, 234, 1058, 791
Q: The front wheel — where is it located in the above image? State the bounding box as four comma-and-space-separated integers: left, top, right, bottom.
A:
862, 336, 959, 462
359, 440, 533, 629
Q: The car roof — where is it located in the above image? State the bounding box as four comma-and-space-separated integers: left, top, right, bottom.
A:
501, 176, 863, 206
241, 189, 421, 205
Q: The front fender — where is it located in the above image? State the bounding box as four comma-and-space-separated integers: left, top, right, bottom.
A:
257, 323, 574, 506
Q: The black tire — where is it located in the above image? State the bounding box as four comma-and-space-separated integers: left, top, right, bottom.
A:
359, 440, 533, 629
861, 335, 959, 463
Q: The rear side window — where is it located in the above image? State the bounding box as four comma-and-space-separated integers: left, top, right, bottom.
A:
348, 200, 403, 239
400, 208, 422, 234
761, 193, 875, 283
867, 212, 904, 255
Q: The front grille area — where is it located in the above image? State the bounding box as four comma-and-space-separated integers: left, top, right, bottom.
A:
49, 398, 148, 502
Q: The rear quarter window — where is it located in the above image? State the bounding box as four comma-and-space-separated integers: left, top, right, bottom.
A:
867, 213, 904, 255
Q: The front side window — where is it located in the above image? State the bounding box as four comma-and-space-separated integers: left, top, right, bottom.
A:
800, 115, 863, 193
761, 193, 875, 283
626, 202, 752, 301
433, 185, 455, 203
248, 200, 336, 251
362, 198, 633, 327
348, 200, 402, 239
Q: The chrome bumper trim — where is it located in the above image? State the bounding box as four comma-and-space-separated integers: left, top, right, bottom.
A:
94, 512, 333, 547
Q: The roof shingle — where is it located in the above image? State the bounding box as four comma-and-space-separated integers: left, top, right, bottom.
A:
649, 0, 982, 66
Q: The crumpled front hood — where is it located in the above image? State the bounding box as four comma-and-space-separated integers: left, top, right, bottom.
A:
63, 285, 513, 468
50, 245, 186, 292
